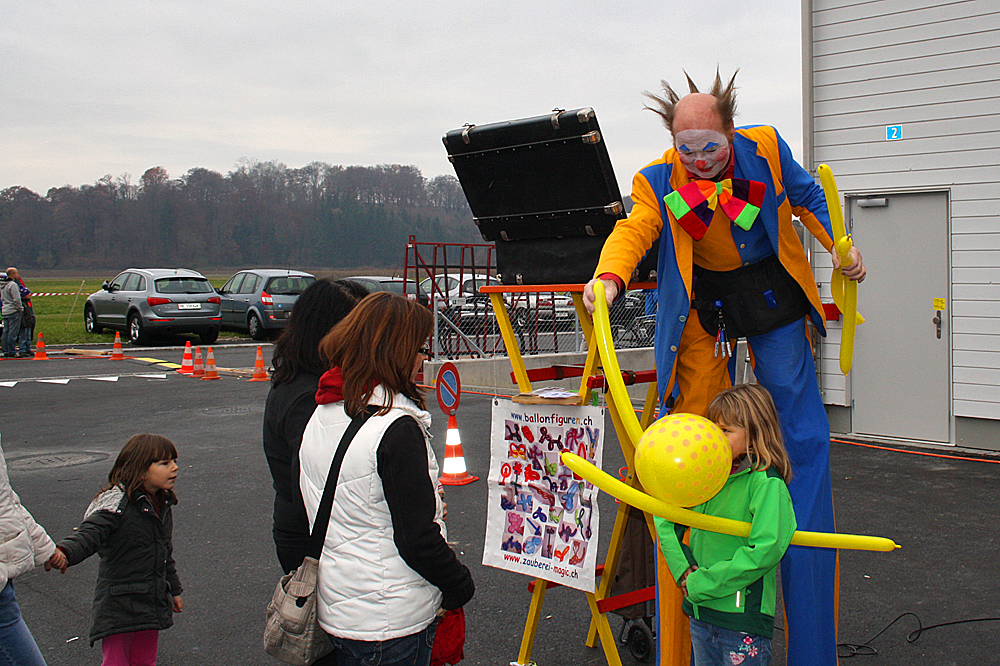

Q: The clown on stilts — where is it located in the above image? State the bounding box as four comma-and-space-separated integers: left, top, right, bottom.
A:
584, 70, 867, 666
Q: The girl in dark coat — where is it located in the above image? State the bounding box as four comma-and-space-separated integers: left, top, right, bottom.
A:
52, 434, 182, 666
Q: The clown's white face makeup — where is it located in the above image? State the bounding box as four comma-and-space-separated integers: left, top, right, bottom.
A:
674, 129, 731, 179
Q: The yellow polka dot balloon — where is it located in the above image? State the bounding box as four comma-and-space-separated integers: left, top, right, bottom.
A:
632, 413, 732, 507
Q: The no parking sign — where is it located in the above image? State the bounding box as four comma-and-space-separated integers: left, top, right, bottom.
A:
436, 362, 461, 416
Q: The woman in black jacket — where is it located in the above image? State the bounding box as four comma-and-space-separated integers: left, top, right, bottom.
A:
263, 278, 367, 575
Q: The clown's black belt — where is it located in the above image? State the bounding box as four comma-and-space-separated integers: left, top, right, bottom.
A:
691, 255, 810, 339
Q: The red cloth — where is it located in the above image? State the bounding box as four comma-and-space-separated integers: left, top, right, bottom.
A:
431, 608, 466, 666
315, 366, 380, 406
315, 367, 346, 405
597, 272, 626, 295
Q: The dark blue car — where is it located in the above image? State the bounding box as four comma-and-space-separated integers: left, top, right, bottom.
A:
217, 269, 315, 340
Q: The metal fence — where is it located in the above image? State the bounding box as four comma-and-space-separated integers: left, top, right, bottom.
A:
403, 238, 659, 360
432, 288, 658, 359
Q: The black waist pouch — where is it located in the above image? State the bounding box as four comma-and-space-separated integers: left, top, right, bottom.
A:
692, 255, 810, 339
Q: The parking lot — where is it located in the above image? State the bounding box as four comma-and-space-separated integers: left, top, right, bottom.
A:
2, 343, 999, 665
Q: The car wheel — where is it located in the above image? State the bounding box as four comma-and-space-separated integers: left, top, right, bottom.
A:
624, 620, 654, 663
199, 328, 220, 344
84, 306, 103, 334
128, 314, 148, 345
248, 313, 265, 341
512, 308, 529, 330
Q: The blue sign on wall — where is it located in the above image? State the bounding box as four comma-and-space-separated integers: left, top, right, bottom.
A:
886, 125, 903, 141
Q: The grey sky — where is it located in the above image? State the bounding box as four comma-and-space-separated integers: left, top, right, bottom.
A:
3, 1, 803, 196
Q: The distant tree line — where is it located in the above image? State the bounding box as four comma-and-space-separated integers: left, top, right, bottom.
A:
0, 161, 480, 270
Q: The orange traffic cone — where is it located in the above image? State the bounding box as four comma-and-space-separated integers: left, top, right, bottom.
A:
201, 347, 221, 380
440, 414, 478, 486
249, 346, 268, 382
177, 341, 194, 374
33, 332, 49, 360
110, 332, 125, 360
191, 346, 205, 378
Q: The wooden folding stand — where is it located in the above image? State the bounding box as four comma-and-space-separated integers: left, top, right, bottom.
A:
482, 283, 689, 666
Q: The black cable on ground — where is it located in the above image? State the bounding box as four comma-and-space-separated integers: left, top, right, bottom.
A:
777, 613, 1000, 658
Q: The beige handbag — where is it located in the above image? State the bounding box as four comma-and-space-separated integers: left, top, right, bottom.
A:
263, 410, 372, 665
264, 556, 332, 665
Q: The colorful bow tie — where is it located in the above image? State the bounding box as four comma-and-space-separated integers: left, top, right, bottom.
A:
664, 178, 766, 240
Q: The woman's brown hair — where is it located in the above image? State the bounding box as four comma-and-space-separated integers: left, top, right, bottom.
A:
319, 291, 433, 417
102, 433, 178, 499
707, 384, 792, 483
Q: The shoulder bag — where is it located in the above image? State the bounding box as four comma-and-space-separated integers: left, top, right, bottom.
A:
264, 409, 372, 665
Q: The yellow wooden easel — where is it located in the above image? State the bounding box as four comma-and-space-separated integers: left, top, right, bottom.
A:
481, 283, 689, 666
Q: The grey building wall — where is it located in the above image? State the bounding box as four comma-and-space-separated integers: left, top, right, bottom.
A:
804, 0, 1000, 435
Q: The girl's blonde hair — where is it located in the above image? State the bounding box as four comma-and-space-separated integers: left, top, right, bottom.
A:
707, 384, 792, 483
102, 433, 178, 500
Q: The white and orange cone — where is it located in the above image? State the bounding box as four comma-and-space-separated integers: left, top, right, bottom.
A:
177, 341, 194, 374
33, 332, 49, 360
440, 414, 478, 486
249, 346, 268, 382
201, 347, 221, 380
110, 332, 125, 360
191, 346, 205, 378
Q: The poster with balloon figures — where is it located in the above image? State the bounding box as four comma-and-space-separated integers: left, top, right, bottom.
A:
482, 397, 604, 593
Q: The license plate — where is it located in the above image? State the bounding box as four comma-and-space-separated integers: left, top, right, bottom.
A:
177, 303, 201, 310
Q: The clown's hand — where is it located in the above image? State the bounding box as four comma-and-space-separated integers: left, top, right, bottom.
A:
832, 245, 866, 283
583, 278, 619, 315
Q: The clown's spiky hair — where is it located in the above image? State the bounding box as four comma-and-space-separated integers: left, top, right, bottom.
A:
643, 68, 740, 134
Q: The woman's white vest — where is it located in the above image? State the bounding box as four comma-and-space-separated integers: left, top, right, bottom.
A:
299, 386, 445, 641
0, 438, 56, 590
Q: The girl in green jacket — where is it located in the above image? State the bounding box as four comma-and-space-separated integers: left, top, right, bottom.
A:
656, 384, 796, 666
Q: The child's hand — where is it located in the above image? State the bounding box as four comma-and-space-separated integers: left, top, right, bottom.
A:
678, 565, 698, 596
439, 485, 448, 520
44, 548, 68, 574
173, 596, 183, 613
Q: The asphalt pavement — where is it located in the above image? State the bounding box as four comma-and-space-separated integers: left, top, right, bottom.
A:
1, 342, 998, 666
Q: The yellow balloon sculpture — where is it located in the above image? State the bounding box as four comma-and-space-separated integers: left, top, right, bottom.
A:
587, 280, 897, 552
634, 413, 731, 508
817, 163, 864, 375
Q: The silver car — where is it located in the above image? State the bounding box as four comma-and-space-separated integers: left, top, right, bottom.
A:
84, 268, 222, 344
341, 275, 430, 307
217, 269, 315, 340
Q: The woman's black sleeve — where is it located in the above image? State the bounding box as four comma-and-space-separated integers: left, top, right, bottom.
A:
377, 417, 475, 610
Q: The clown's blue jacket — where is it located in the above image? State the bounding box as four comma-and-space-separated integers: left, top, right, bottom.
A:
595, 125, 835, 395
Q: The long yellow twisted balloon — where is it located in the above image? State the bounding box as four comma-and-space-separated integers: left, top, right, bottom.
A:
592, 280, 644, 445
562, 452, 898, 552
818, 164, 864, 375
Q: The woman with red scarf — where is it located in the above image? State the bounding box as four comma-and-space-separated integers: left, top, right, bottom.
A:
299, 292, 474, 666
